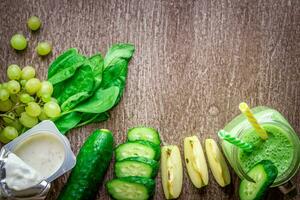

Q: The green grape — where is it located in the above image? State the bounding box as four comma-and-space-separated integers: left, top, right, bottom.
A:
20, 93, 34, 103
19, 112, 38, 128
7, 80, 20, 94
7, 64, 21, 80
0, 88, 10, 101
9, 119, 23, 131
43, 102, 61, 118
50, 97, 58, 103
2, 126, 18, 140
25, 102, 41, 117
38, 110, 49, 121
20, 80, 27, 87
41, 94, 51, 103
25, 78, 41, 95
0, 100, 13, 112
27, 16, 42, 31
10, 34, 27, 50
21, 66, 36, 80
15, 106, 25, 115
0, 131, 10, 143
36, 42, 52, 56
37, 81, 53, 97
2, 83, 8, 89
2, 112, 15, 124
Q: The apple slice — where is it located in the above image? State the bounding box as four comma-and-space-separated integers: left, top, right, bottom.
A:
205, 139, 231, 187
184, 136, 209, 188
161, 145, 183, 199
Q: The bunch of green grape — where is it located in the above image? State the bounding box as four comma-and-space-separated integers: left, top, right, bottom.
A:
0, 64, 61, 143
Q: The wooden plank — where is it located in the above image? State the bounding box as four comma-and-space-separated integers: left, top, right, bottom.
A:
0, 0, 299, 199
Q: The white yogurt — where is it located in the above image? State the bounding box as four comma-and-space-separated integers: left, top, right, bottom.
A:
5, 153, 43, 191
13, 132, 66, 179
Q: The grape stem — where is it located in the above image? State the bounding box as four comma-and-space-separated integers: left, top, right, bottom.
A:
0, 122, 4, 129
9, 103, 25, 112
0, 114, 14, 120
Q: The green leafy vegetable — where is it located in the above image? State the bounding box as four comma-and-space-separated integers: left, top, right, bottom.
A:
75, 112, 109, 128
49, 43, 135, 134
52, 82, 65, 98
48, 48, 78, 78
73, 86, 119, 113
89, 54, 104, 91
60, 92, 91, 112
57, 64, 95, 111
104, 43, 135, 68
52, 112, 82, 134
101, 59, 128, 105
48, 56, 86, 85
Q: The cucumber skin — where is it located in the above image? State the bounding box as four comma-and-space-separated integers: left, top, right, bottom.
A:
115, 140, 161, 161
127, 126, 161, 145
106, 176, 156, 199
239, 160, 278, 200
115, 157, 159, 178
57, 129, 114, 200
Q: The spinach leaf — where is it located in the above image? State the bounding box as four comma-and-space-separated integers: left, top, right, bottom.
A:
52, 81, 65, 98
101, 59, 128, 104
48, 48, 78, 78
54, 112, 82, 134
57, 63, 95, 111
100, 43, 135, 105
61, 91, 90, 111
48, 55, 86, 85
73, 86, 119, 113
49, 44, 135, 135
104, 43, 135, 68
89, 54, 104, 91
75, 112, 109, 127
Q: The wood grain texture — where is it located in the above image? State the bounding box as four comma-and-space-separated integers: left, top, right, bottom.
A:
0, 0, 300, 199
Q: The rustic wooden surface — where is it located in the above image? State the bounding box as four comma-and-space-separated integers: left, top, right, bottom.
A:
0, 0, 300, 199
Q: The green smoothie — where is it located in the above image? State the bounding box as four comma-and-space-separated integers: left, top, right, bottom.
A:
238, 124, 294, 180
221, 106, 300, 186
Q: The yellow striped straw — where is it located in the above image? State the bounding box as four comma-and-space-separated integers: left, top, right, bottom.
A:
239, 102, 268, 140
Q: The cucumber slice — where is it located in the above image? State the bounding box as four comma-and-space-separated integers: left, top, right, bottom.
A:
106, 176, 155, 200
239, 160, 278, 200
127, 127, 161, 145
115, 157, 159, 178
115, 140, 161, 161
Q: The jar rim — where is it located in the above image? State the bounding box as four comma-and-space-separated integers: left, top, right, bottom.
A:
231, 120, 300, 187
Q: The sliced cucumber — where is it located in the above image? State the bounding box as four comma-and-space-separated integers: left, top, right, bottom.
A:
239, 160, 278, 200
115, 140, 161, 161
106, 176, 155, 200
127, 127, 161, 145
115, 157, 159, 178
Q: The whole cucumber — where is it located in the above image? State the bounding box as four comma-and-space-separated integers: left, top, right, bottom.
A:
58, 129, 114, 200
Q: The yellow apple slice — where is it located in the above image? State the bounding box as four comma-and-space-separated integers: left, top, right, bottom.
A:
161, 145, 183, 199
184, 136, 209, 188
205, 139, 231, 187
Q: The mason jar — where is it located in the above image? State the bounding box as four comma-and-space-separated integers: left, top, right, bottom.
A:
219, 106, 300, 188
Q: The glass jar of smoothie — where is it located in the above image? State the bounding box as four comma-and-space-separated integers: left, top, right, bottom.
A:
220, 106, 300, 187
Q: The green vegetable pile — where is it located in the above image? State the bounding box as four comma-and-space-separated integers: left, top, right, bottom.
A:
48, 43, 135, 134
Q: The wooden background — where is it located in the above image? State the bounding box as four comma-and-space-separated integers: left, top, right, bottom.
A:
0, 0, 300, 199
